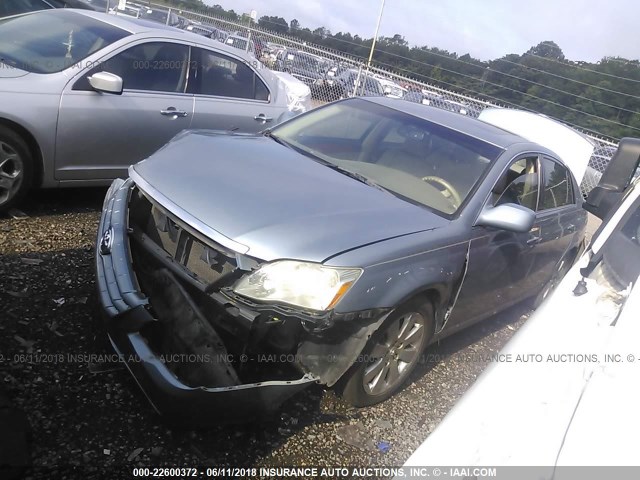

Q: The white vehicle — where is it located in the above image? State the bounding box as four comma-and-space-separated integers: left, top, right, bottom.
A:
479, 108, 595, 185
270, 71, 313, 114
374, 76, 408, 99
402, 138, 640, 472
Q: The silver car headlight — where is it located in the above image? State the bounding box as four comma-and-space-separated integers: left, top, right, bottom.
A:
233, 260, 362, 311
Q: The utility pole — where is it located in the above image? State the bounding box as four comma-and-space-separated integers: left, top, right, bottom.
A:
366, 0, 386, 68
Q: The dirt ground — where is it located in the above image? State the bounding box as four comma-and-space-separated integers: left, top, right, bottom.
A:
1, 188, 533, 479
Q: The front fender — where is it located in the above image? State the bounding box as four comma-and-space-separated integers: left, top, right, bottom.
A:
326, 228, 469, 332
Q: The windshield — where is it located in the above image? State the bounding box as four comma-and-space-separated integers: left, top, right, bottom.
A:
270, 99, 502, 215
0, 10, 130, 74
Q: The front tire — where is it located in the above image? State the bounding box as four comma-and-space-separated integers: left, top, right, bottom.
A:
338, 300, 433, 407
0, 126, 33, 212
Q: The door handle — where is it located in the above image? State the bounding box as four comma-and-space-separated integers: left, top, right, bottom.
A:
526, 236, 542, 245
254, 113, 273, 123
160, 107, 188, 118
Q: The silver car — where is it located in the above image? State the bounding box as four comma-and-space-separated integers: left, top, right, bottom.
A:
0, 9, 299, 210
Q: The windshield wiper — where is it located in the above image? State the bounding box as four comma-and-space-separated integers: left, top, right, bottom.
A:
263, 130, 291, 148
321, 163, 393, 195
263, 132, 393, 195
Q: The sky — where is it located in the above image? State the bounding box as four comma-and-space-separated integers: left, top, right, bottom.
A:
204, 0, 639, 63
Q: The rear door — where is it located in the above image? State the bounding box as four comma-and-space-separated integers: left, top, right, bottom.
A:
534, 157, 584, 282
56, 40, 193, 180
187, 46, 283, 133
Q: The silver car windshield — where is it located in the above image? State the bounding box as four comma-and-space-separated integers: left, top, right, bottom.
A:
0, 10, 130, 74
270, 100, 502, 215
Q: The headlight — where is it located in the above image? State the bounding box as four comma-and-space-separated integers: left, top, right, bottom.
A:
233, 260, 362, 311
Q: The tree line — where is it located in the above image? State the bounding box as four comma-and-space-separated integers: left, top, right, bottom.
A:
160, 0, 640, 139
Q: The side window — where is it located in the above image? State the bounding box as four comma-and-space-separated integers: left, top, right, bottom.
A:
188, 48, 269, 101
106, 43, 189, 93
493, 156, 540, 211
74, 42, 189, 93
540, 158, 574, 210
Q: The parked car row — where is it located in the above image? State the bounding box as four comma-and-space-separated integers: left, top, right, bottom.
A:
262, 45, 481, 113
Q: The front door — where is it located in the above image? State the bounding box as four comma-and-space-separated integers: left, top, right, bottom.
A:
446, 155, 553, 329
56, 41, 194, 180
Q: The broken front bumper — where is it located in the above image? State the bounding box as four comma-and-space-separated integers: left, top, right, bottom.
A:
95, 179, 317, 424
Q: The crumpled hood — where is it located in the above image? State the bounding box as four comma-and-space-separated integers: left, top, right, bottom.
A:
130, 131, 448, 262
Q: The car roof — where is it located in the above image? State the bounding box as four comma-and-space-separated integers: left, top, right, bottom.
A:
32, 8, 172, 33
34, 10, 257, 62
363, 97, 527, 149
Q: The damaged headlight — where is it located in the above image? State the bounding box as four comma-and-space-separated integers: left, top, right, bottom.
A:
233, 261, 362, 311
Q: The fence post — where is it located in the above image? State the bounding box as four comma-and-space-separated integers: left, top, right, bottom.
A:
353, 65, 363, 97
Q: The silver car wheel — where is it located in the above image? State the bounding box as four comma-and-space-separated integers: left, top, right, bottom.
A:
362, 312, 425, 396
0, 141, 24, 206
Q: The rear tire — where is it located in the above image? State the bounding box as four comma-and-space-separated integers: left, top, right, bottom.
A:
337, 300, 433, 407
0, 126, 33, 212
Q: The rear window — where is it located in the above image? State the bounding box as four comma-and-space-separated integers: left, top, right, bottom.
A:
0, 10, 130, 74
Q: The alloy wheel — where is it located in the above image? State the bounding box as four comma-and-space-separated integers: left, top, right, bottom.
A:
0, 141, 24, 206
362, 312, 425, 396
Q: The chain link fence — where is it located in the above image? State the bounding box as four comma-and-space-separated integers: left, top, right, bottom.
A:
124, 1, 621, 196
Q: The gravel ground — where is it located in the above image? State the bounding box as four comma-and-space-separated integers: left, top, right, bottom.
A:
0, 188, 533, 479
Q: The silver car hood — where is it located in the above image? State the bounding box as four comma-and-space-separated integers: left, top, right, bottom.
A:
130, 131, 448, 262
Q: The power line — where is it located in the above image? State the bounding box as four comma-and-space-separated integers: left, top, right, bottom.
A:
249, 14, 640, 98
535, 41, 640, 68
494, 56, 640, 100
257, 17, 640, 105
361, 40, 640, 104
521, 52, 640, 84
364, 54, 640, 133
370, 45, 640, 111
369, 63, 622, 140
183, 6, 638, 134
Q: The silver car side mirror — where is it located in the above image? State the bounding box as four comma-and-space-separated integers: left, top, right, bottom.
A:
88, 72, 123, 95
475, 203, 535, 233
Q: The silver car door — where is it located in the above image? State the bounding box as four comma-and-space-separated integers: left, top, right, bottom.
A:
56, 41, 193, 181
187, 47, 282, 133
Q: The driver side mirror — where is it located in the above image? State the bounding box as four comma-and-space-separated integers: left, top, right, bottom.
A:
88, 72, 123, 95
475, 203, 535, 233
